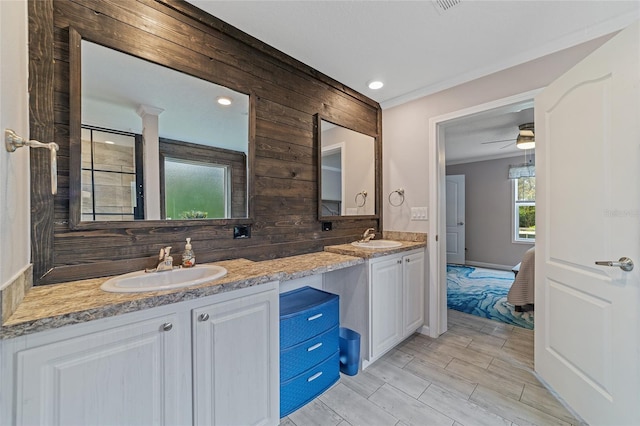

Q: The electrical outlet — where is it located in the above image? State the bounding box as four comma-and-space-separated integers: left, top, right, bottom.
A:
410, 207, 428, 221
233, 225, 251, 239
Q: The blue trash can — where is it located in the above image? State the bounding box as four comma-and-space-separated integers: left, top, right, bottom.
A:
339, 327, 360, 376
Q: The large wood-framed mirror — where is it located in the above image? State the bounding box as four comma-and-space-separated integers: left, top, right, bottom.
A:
28, 0, 381, 285
316, 114, 380, 220
69, 28, 253, 229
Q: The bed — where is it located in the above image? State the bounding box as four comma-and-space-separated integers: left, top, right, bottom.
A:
507, 247, 535, 311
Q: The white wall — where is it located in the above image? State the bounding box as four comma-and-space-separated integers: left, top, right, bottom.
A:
382, 35, 614, 233
446, 156, 534, 268
0, 0, 30, 288
343, 131, 375, 216
322, 125, 375, 216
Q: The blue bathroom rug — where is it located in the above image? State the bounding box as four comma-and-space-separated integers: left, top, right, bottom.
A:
447, 264, 534, 330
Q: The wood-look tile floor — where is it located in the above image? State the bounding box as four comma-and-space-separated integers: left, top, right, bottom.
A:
281, 310, 583, 426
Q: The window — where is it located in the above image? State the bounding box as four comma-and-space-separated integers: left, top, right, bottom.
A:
159, 138, 247, 219
163, 158, 230, 220
514, 176, 535, 242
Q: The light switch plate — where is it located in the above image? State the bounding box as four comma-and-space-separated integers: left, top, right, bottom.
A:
411, 207, 428, 221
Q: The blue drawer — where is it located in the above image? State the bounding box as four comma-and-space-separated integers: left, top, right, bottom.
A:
280, 287, 339, 349
280, 350, 340, 417
281, 325, 339, 382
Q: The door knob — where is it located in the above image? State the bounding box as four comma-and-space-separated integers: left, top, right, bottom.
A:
457, 222, 464, 226
198, 313, 210, 322
162, 322, 173, 331
595, 257, 634, 272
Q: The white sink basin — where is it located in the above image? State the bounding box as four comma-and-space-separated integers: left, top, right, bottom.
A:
351, 240, 403, 249
100, 265, 228, 293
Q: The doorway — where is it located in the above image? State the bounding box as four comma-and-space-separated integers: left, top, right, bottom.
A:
427, 89, 541, 337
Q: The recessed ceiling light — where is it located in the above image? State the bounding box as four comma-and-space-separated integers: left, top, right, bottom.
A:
368, 81, 384, 90
104, 140, 115, 145
217, 96, 232, 106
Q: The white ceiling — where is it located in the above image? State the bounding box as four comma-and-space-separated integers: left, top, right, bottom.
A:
187, 0, 639, 164
443, 101, 534, 164
84, 1, 640, 163
189, 1, 639, 108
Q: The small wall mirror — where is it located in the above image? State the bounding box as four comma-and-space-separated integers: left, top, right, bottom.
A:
318, 116, 377, 218
70, 36, 250, 226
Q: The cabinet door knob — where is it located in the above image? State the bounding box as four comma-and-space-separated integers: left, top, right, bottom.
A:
397, 260, 402, 264
162, 322, 173, 332
406, 258, 410, 263
198, 313, 210, 322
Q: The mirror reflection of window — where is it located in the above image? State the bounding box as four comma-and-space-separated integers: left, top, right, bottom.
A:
163, 158, 229, 220
81, 127, 143, 221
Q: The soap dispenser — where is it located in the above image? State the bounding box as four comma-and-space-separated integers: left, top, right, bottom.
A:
182, 238, 196, 268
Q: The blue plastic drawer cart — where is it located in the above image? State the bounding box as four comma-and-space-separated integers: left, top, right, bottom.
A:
280, 287, 339, 417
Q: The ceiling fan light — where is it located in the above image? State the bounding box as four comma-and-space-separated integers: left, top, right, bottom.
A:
516, 123, 535, 150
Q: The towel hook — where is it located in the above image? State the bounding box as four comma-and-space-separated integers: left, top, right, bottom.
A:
5, 129, 59, 195
389, 188, 405, 207
355, 190, 367, 207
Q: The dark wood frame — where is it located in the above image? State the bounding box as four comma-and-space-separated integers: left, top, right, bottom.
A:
316, 113, 381, 221
68, 26, 254, 230
29, 0, 381, 285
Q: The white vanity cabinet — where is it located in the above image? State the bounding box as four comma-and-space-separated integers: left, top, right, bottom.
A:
0, 282, 279, 426
369, 249, 425, 362
192, 287, 279, 426
402, 251, 425, 336
2, 310, 190, 426
370, 255, 403, 359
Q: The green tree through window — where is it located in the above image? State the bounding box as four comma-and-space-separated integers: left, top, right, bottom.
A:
515, 176, 535, 241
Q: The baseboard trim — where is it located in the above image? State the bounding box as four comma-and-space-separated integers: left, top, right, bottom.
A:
419, 325, 435, 338
464, 261, 514, 271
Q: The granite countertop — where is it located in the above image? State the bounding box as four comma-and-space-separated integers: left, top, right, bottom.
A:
324, 240, 426, 258
1, 252, 364, 339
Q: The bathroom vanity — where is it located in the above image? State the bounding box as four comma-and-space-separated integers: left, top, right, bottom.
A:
0, 242, 424, 426
369, 249, 425, 361
1, 283, 278, 425
322, 245, 426, 367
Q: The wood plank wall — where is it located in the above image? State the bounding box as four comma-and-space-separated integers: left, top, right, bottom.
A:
30, 0, 381, 285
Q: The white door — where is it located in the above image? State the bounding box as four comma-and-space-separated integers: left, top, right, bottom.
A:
535, 21, 639, 425
446, 174, 465, 264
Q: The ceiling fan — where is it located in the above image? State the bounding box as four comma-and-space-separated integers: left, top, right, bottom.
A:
481, 123, 535, 150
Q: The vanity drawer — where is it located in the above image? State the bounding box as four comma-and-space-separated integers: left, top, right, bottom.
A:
280, 287, 339, 349
280, 350, 340, 417
281, 325, 339, 382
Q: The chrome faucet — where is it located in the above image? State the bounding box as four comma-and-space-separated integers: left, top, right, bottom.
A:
360, 228, 376, 243
154, 246, 174, 272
